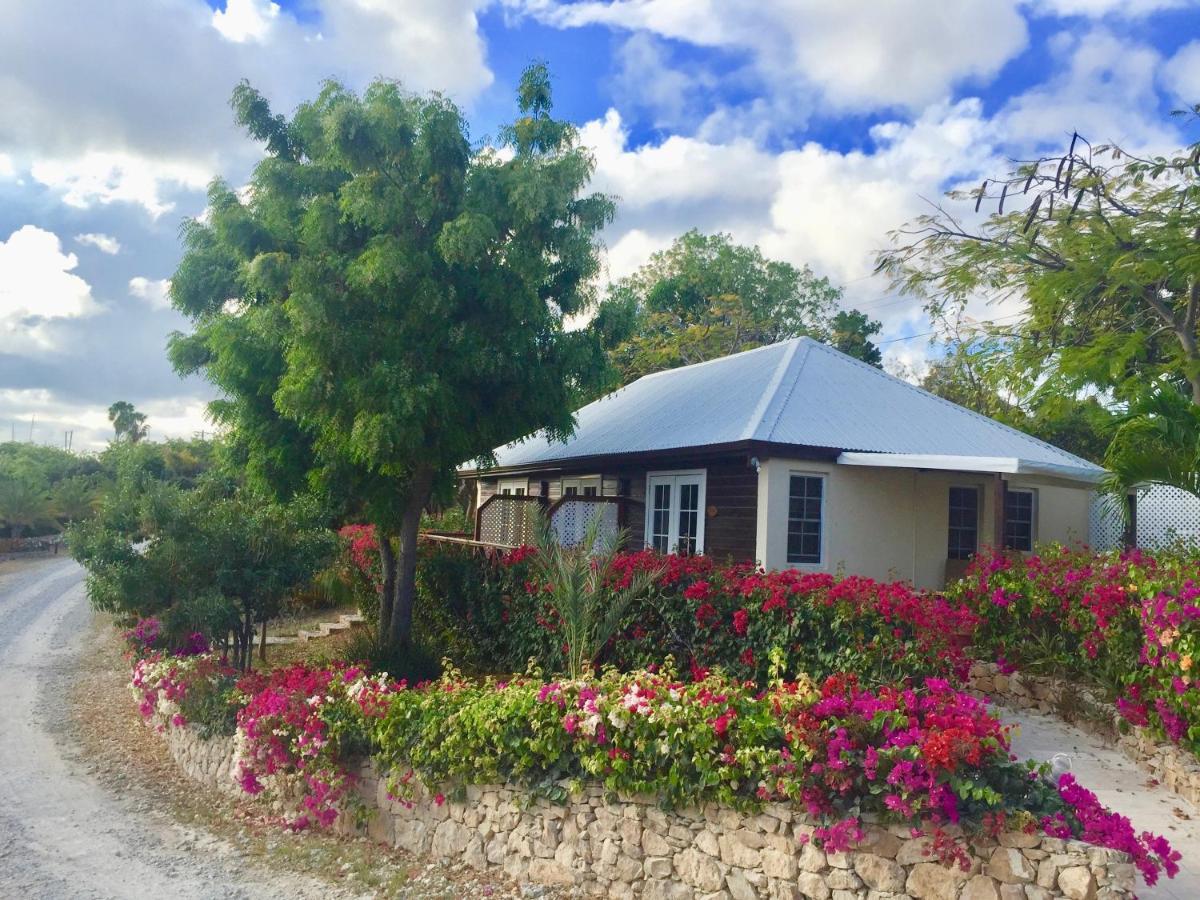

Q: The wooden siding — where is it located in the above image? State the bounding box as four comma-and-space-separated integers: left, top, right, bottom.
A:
470, 452, 759, 562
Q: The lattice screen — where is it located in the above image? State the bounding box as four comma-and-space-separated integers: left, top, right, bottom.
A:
1088, 486, 1200, 550
478, 499, 539, 547
1134, 485, 1200, 548
1088, 493, 1125, 551
550, 500, 619, 550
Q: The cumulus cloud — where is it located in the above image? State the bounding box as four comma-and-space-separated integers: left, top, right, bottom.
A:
516, 0, 1028, 116
211, 0, 280, 43
128, 276, 172, 310
0, 226, 98, 351
1027, 0, 1199, 17
1163, 40, 1200, 107
74, 233, 122, 255
0, 0, 495, 216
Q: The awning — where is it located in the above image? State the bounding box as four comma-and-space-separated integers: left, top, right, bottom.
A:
835, 452, 1105, 485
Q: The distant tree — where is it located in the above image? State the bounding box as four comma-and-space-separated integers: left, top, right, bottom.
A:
52, 475, 98, 525
0, 473, 53, 539
826, 309, 883, 367
596, 231, 842, 384
107, 401, 148, 443
169, 64, 613, 652
877, 112, 1200, 492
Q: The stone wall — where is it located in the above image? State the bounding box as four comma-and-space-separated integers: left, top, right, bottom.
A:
154, 721, 1133, 900
967, 661, 1200, 807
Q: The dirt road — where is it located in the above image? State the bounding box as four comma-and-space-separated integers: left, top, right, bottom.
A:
0, 556, 355, 900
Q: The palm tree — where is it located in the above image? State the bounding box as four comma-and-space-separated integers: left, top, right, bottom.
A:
1103, 384, 1200, 499
0, 475, 53, 540
52, 475, 97, 525
107, 401, 149, 443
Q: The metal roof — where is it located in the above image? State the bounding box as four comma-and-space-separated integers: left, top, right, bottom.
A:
478, 337, 1104, 482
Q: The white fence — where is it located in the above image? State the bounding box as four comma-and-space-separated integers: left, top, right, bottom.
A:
1089, 486, 1200, 550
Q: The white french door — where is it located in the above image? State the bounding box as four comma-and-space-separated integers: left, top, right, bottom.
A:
645, 470, 706, 555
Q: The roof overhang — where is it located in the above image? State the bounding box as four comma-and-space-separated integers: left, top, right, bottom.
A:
835, 452, 1106, 485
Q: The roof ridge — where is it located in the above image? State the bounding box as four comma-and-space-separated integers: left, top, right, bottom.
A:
803, 339, 1101, 470
633, 338, 795, 384
739, 338, 803, 440
755, 339, 812, 442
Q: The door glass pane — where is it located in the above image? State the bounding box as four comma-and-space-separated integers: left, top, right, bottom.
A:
677, 481, 700, 555
650, 482, 672, 553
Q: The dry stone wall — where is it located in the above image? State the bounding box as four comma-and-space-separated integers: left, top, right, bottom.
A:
155, 721, 1133, 900
967, 662, 1200, 807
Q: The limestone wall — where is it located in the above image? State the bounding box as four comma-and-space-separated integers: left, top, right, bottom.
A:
967, 662, 1200, 807
154, 722, 1133, 900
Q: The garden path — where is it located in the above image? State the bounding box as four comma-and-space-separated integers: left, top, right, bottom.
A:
1008, 708, 1200, 900
0, 556, 363, 900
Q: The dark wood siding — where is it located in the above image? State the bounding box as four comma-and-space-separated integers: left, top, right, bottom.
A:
469, 452, 759, 562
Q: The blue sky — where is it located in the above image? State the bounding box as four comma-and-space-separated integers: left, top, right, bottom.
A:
1, 0, 1199, 448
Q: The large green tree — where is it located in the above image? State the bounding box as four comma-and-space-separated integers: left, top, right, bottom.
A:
595, 230, 846, 384
877, 114, 1200, 490
169, 65, 614, 651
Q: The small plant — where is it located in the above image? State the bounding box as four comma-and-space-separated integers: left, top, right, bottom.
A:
530, 515, 661, 678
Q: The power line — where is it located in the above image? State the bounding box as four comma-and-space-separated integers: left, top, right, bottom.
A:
878, 311, 1026, 346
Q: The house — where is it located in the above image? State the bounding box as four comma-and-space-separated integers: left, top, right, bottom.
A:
458, 337, 1105, 589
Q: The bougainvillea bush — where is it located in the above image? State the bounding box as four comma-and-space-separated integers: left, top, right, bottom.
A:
952, 545, 1200, 755
414, 543, 980, 686
129, 633, 239, 739
125, 638, 1180, 885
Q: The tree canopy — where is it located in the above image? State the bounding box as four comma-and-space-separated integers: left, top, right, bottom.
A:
877, 111, 1200, 492
108, 401, 149, 443
169, 64, 614, 650
594, 230, 880, 387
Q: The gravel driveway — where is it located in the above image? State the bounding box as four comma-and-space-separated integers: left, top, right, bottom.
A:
0, 556, 359, 900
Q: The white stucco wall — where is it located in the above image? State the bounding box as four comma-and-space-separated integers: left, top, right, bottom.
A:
755, 458, 1093, 589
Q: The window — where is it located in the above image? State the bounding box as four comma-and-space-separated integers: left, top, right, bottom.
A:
498, 478, 527, 497
948, 486, 979, 560
1005, 489, 1036, 552
644, 470, 706, 555
787, 474, 824, 564
562, 475, 601, 498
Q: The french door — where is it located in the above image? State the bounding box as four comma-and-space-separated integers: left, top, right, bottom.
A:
645, 470, 706, 555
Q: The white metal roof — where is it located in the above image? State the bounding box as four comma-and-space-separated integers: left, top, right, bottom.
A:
476, 337, 1105, 483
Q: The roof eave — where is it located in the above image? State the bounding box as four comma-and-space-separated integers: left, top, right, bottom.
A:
835, 452, 1106, 485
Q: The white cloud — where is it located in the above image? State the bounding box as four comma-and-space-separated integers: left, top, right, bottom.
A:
74, 232, 122, 255
1027, 0, 1198, 17
1163, 41, 1200, 107
516, 0, 1028, 114
0, 153, 13, 178
0, 226, 98, 350
0, 0, 495, 216
997, 29, 1174, 153
129, 276, 173, 310
212, 0, 280, 43
31, 152, 213, 218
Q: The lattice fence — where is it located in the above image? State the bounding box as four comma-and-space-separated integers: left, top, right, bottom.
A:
1089, 486, 1200, 550
477, 498, 540, 547
550, 500, 619, 550
1134, 485, 1200, 548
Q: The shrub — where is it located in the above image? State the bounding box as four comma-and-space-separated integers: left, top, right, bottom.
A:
952, 545, 1200, 755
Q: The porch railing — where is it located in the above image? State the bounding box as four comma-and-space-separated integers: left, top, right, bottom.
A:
546, 496, 640, 550
475, 495, 545, 548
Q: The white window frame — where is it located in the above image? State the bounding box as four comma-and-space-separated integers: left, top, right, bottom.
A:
1004, 487, 1038, 552
498, 478, 528, 497
562, 475, 602, 498
644, 469, 707, 555
786, 471, 827, 566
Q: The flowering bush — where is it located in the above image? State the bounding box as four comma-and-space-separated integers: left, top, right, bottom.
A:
424, 544, 979, 685
953, 545, 1200, 754
232, 662, 401, 829
130, 649, 238, 738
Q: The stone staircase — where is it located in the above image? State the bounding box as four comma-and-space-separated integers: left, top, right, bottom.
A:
264, 612, 366, 646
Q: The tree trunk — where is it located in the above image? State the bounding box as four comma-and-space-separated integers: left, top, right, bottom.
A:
259, 619, 268, 663
387, 470, 434, 650
378, 533, 397, 645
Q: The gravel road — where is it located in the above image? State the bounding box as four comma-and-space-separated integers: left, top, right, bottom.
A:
0, 556, 358, 900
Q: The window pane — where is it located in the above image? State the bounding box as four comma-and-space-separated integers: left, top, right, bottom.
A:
947, 487, 979, 560
1004, 489, 1034, 552
787, 475, 823, 564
